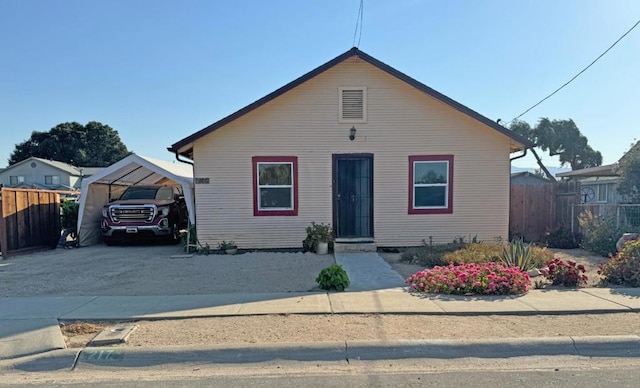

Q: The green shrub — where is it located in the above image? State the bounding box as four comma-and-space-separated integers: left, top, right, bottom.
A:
60, 200, 79, 230
599, 238, 640, 287
316, 264, 350, 291
399, 238, 467, 267
544, 225, 580, 249
579, 210, 624, 257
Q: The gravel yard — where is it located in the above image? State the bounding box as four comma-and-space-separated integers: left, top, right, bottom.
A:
0, 245, 334, 297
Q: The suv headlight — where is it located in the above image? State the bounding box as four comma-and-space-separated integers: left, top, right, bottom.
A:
102, 208, 108, 218
159, 207, 170, 217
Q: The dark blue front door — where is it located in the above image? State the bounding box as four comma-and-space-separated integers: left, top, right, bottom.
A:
333, 154, 373, 239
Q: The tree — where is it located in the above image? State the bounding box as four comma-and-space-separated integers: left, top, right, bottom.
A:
616, 142, 640, 203
9, 121, 130, 167
510, 118, 602, 170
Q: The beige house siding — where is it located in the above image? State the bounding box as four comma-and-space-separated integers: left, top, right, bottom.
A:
191, 57, 512, 248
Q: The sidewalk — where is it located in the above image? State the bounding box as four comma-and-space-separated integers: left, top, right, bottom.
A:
2, 287, 640, 361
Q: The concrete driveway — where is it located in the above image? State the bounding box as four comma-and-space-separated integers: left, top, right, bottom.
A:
0, 245, 334, 297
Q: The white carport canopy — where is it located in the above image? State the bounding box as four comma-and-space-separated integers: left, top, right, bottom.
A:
77, 154, 195, 246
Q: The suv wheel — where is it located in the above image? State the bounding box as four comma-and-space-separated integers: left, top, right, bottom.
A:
167, 223, 181, 245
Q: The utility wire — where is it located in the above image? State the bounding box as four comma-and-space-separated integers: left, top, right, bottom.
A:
352, 0, 364, 48
509, 18, 640, 124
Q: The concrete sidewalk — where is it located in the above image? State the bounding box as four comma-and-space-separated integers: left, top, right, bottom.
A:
4, 335, 640, 374
2, 287, 640, 360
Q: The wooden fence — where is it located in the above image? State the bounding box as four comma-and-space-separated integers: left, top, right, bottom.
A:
509, 181, 581, 242
0, 188, 61, 258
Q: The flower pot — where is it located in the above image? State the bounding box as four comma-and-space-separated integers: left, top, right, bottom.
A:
225, 248, 238, 255
315, 241, 329, 255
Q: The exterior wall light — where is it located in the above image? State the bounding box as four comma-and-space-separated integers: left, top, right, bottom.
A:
349, 126, 357, 141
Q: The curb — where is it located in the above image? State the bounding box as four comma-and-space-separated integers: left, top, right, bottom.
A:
4, 336, 638, 372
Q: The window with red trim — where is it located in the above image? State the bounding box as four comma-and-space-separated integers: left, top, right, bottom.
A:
252, 156, 298, 216
408, 155, 453, 214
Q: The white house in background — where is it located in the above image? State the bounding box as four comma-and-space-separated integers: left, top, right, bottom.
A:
0, 157, 101, 191
167, 48, 533, 250
557, 142, 640, 205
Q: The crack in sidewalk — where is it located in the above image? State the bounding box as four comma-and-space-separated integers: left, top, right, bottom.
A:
70, 348, 84, 371
344, 340, 350, 364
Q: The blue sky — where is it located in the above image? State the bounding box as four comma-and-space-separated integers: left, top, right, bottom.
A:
1, 0, 638, 169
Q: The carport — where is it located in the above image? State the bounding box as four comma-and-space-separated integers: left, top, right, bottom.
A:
77, 154, 195, 246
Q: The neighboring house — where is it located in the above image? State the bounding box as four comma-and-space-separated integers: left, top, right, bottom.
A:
510, 171, 552, 185
557, 164, 619, 205
167, 48, 532, 249
556, 142, 640, 205
0, 157, 101, 192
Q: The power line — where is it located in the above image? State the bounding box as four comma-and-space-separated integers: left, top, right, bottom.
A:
509, 18, 640, 124
352, 0, 364, 48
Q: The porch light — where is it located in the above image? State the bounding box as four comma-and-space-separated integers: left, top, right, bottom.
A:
349, 126, 356, 141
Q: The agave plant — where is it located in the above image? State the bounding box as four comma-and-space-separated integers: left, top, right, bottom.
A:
500, 239, 534, 271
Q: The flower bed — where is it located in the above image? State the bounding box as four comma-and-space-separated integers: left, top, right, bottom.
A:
406, 262, 530, 295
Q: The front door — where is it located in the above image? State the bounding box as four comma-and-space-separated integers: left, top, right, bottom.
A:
333, 154, 373, 239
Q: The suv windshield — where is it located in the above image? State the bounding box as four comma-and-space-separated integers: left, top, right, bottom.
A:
119, 187, 173, 201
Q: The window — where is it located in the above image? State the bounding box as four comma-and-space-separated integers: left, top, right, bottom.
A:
597, 184, 608, 203
9, 175, 25, 186
408, 155, 453, 214
45, 175, 60, 185
252, 156, 298, 216
339, 86, 367, 123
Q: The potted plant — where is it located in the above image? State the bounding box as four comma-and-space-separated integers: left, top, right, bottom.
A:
218, 240, 238, 255
304, 222, 333, 254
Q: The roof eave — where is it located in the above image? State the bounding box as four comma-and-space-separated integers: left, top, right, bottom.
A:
168, 47, 534, 153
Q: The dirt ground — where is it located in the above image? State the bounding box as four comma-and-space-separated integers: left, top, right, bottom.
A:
0, 244, 334, 296
59, 312, 640, 349
64, 310, 640, 349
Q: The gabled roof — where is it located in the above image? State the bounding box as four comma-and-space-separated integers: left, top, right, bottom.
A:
3, 156, 97, 176
168, 47, 533, 157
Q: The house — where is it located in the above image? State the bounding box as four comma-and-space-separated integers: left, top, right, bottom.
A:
510, 171, 552, 185
167, 48, 533, 249
0, 157, 101, 192
556, 142, 640, 205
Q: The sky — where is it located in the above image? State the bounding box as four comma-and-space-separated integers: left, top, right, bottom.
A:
1, 0, 639, 170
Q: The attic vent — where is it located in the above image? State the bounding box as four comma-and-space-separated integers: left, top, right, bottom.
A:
339, 87, 367, 123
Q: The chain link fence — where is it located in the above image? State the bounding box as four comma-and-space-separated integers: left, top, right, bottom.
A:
570, 204, 640, 234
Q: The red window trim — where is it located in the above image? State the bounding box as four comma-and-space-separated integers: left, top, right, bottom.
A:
252, 156, 298, 217
408, 155, 454, 215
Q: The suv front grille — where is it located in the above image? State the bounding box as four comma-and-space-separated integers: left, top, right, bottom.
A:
110, 205, 156, 223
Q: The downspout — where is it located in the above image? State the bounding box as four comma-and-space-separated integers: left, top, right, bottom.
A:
510, 148, 527, 162
173, 151, 194, 167
173, 151, 197, 251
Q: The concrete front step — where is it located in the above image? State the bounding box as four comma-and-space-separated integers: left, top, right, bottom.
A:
333, 242, 377, 253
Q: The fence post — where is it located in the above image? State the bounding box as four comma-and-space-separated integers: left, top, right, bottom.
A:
571, 204, 575, 234
617, 206, 620, 228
